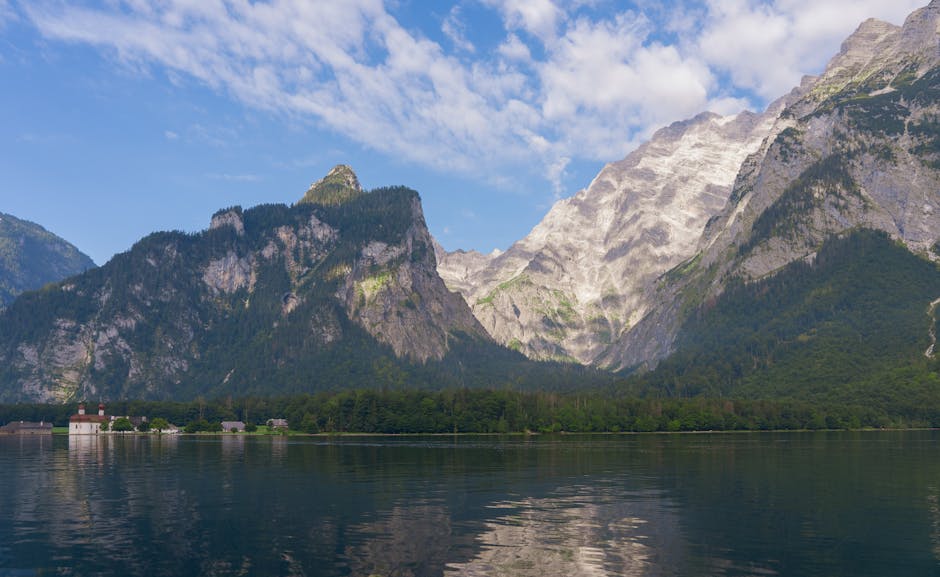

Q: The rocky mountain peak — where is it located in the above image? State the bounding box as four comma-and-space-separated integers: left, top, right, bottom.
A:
299, 164, 363, 206
438, 106, 780, 364
441, 1, 940, 372
209, 207, 245, 236
897, 0, 940, 61
601, 0, 940, 371
838, 18, 899, 59
796, 2, 940, 113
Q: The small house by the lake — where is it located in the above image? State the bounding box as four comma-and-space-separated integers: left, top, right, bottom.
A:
267, 418, 288, 430
0, 421, 53, 435
221, 421, 245, 432
69, 403, 108, 435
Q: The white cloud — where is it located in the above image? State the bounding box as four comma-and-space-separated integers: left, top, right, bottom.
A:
546, 156, 569, 198
164, 130, 179, 140
537, 12, 715, 159
498, 33, 532, 61
443, 5, 476, 53
20, 0, 930, 199
482, 0, 564, 44
696, 0, 926, 99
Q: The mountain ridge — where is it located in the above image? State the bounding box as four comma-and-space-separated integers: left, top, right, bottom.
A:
440, 0, 940, 374
0, 172, 504, 402
604, 1, 940, 370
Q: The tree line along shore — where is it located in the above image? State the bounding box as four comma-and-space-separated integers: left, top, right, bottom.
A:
2, 388, 938, 435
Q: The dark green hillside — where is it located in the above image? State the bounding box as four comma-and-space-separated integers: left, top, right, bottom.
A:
631, 229, 940, 421
0, 212, 95, 306
0, 183, 608, 403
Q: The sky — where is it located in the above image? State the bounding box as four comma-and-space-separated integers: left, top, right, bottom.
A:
0, 0, 927, 265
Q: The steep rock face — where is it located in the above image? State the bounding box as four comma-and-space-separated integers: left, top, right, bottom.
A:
703, 6, 940, 275
0, 167, 488, 402
605, 1, 940, 369
438, 108, 780, 364
339, 194, 487, 362
0, 212, 95, 307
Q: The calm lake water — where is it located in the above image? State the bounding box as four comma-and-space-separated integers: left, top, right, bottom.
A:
1, 431, 938, 577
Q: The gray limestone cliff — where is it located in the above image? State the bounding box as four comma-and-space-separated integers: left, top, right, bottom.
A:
441, 1, 940, 372
604, 1, 940, 369
337, 193, 488, 363
438, 108, 781, 365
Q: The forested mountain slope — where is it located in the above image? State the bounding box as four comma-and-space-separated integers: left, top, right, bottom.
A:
627, 229, 940, 423
0, 211, 95, 307
0, 168, 604, 403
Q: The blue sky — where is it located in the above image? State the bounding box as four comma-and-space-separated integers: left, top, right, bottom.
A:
0, 0, 925, 265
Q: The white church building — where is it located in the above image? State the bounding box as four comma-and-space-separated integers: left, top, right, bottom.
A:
69, 403, 109, 435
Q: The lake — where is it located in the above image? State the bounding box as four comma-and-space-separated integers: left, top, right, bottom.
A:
1, 431, 938, 576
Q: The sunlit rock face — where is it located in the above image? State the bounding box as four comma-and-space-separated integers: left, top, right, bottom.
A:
439, 108, 780, 366
443, 2, 940, 372
604, 2, 940, 369
338, 193, 489, 364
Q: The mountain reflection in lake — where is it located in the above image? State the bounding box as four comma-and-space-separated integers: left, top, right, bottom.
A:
0, 432, 938, 577
443, 494, 672, 577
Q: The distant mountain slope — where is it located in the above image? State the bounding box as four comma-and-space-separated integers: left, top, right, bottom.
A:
629, 229, 940, 421
0, 212, 95, 307
0, 168, 532, 403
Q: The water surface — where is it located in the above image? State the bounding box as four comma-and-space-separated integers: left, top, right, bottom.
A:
1, 431, 938, 576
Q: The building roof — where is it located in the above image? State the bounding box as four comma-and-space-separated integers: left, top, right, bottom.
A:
0, 421, 53, 433
71, 403, 107, 423
69, 414, 109, 423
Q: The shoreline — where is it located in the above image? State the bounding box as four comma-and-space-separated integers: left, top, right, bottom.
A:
45, 427, 940, 438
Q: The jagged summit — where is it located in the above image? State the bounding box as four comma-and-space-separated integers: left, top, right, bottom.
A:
792, 3, 940, 115
439, 1, 940, 372
605, 0, 940, 370
299, 164, 363, 206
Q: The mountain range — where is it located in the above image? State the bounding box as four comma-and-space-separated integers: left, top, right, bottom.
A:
2, 1, 940, 404
0, 167, 599, 402
440, 1, 940, 374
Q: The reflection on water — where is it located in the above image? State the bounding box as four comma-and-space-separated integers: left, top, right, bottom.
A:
344, 499, 465, 577
445, 495, 663, 577
0, 432, 938, 576
929, 486, 940, 562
